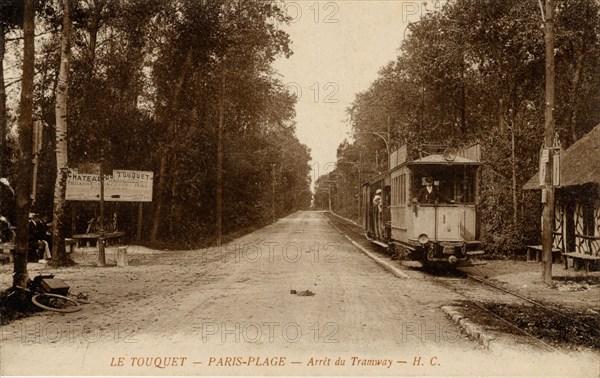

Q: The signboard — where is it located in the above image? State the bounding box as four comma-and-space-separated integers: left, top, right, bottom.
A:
539, 148, 549, 186
66, 169, 153, 202
552, 148, 561, 187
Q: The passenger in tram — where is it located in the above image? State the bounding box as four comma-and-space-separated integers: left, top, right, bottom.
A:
373, 189, 383, 238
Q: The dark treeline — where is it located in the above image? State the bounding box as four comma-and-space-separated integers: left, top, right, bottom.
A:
315, 0, 600, 256
0, 0, 311, 253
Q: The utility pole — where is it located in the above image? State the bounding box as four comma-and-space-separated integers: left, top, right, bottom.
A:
272, 164, 276, 222
541, 0, 555, 286
97, 149, 106, 267
216, 59, 225, 246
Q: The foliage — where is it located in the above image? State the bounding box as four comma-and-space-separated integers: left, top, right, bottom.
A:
336, 0, 600, 256
1, 0, 311, 248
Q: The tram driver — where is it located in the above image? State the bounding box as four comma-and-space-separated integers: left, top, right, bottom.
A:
415, 176, 445, 204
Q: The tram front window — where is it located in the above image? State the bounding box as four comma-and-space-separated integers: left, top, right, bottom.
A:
413, 166, 477, 205
453, 167, 477, 204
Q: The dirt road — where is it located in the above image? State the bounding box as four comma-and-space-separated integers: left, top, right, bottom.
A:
0, 211, 597, 376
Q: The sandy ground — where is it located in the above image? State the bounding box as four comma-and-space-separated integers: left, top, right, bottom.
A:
463, 259, 600, 309
0, 211, 598, 376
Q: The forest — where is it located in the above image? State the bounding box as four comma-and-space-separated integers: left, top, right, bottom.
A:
314, 0, 600, 257
0, 0, 312, 270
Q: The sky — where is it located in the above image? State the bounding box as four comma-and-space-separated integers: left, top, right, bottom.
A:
273, 0, 439, 186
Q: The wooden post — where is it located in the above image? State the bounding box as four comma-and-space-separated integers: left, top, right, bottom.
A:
71, 203, 76, 236
542, 0, 556, 286
136, 202, 142, 243
357, 168, 361, 222
117, 247, 128, 267
97, 149, 106, 267
272, 164, 276, 222
216, 59, 225, 246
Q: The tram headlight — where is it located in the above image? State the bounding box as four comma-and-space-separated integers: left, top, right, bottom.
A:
418, 234, 429, 245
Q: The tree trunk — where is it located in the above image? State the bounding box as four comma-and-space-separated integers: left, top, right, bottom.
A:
0, 24, 8, 175
460, 78, 466, 135
511, 124, 518, 226
567, 50, 585, 145
87, 0, 104, 75
150, 49, 193, 243
51, 0, 73, 266
12, 0, 35, 288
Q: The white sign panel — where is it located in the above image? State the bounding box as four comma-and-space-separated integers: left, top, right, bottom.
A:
66, 169, 153, 202
552, 149, 561, 187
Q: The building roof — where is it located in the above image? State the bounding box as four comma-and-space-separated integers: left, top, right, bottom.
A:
523, 124, 600, 190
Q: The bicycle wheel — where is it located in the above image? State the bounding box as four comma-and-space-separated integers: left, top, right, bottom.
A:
31, 293, 81, 313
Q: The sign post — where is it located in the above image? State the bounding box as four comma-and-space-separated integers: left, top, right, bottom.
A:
98, 149, 106, 267
137, 203, 143, 243
67, 164, 153, 264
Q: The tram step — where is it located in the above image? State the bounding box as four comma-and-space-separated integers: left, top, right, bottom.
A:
466, 250, 485, 255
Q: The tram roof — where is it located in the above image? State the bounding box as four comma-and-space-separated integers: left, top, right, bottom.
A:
405, 154, 483, 166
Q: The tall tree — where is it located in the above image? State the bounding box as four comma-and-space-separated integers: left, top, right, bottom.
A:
51, 0, 73, 266
150, 48, 193, 243
13, 0, 35, 287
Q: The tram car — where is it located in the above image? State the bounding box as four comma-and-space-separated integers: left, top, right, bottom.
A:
362, 143, 484, 267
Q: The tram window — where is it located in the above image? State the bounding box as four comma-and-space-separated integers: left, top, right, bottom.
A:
392, 177, 396, 205
412, 166, 477, 204
400, 174, 406, 205
390, 174, 408, 206
451, 167, 477, 204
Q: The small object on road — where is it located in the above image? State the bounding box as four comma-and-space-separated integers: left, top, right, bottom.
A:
290, 289, 315, 296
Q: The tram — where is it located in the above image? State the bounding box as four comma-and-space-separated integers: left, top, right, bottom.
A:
362, 143, 484, 267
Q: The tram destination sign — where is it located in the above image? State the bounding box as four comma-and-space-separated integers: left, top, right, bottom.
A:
66, 169, 153, 202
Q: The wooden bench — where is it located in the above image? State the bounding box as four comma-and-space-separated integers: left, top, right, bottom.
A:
72, 231, 126, 248
562, 252, 600, 272
526, 245, 562, 263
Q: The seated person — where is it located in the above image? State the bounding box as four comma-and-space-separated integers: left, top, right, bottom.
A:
415, 177, 446, 204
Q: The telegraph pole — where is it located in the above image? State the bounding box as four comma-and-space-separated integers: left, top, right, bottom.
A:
97, 149, 106, 267
216, 59, 225, 246
541, 0, 555, 285
272, 164, 276, 222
